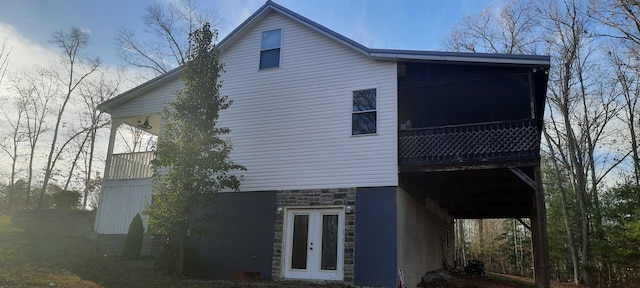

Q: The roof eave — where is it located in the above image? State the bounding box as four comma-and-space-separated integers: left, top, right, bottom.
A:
369, 50, 551, 66
97, 66, 183, 113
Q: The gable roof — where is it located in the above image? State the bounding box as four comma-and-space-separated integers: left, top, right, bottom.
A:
99, 0, 550, 112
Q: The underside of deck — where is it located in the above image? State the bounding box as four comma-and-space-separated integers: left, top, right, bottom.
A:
399, 163, 537, 219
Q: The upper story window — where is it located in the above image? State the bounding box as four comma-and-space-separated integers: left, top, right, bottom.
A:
352, 89, 377, 135
260, 29, 282, 69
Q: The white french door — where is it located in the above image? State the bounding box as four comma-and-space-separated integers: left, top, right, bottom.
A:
283, 208, 344, 280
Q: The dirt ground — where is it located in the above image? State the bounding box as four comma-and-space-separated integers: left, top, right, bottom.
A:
2, 214, 587, 288
418, 269, 585, 288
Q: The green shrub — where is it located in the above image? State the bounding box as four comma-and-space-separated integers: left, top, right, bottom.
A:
121, 213, 144, 260
52, 190, 81, 209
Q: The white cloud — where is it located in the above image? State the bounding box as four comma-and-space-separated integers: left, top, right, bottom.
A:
0, 22, 59, 74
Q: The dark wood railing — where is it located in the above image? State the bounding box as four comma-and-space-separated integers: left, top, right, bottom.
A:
399, 119, 539, 166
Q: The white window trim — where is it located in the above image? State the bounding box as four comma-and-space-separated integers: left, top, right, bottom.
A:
350, 87, 379, 137
259, 28, 283, 70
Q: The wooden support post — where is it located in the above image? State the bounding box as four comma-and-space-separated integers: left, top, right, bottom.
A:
509, 166, 550, 287
103, 119, 122, 180
531, 166, 550, 288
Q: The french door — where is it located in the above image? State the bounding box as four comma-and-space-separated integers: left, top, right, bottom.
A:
283, 208, 344, 280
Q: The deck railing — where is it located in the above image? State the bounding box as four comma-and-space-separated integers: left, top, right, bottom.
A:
399, 119, 539, 166
108, 151, 155, 180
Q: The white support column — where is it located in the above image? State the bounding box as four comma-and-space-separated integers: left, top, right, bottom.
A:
103, 119, 123, 180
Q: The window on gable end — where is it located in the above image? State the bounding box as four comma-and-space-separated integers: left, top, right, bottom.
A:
352, 89, 377, 135
260, 29, 281, 69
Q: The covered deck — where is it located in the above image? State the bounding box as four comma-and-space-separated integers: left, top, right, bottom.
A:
397, 60, 547, 218
397, 60, 550, 287
94, 113, 159, 235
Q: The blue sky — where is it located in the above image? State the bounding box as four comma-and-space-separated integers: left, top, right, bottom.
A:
0, 0, 503, 70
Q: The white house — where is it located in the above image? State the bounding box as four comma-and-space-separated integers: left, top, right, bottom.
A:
94, 1, 551, 287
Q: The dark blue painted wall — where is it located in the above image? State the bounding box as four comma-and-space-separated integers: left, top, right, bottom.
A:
354, 187, 397, 287
190, 191, 276, 279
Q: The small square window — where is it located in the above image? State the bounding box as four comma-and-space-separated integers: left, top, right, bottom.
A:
260, 29, 281, 69
352, 89, 377, 135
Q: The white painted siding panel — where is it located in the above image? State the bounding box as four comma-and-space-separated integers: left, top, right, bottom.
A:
103, 10, 398, 193
219, 11, 398, 191
94, 179, 152, 234
111, 79, 183, 118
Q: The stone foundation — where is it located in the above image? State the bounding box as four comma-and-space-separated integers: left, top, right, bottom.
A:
271, 188, 356, 284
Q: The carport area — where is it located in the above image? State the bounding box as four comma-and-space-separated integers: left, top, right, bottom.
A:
397, 163, 549, 288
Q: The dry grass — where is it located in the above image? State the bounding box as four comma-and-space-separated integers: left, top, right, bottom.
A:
0, 214, 214, 288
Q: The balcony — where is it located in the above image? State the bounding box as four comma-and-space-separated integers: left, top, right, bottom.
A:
398, 119, 539, 169
107, 151, 155, 180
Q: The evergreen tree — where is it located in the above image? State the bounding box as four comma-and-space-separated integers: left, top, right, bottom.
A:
145, 22, 244, 276
121, 213, 144, 260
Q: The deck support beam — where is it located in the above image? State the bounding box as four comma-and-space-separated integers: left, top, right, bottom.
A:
509, 166, 549, 288
531, 166, 550, 288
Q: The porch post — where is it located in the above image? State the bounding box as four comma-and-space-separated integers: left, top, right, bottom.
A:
531, 166, 550, 288
103, 119, 122, 180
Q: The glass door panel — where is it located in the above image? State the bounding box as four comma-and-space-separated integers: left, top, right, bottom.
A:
320, 214, 338, 270
291, 214, 309, 269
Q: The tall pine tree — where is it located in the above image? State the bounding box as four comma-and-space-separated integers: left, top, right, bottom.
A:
146, 22, 244, 276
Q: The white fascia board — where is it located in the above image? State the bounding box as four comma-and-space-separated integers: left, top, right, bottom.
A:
369, 51, 551, 66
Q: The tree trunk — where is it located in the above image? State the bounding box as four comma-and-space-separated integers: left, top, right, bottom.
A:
457, 219, 467, 266
477, 219, 484, 258
83, 127, 97, 208
544, 130, 580, 284
177, 240, 185, 278
64, 133, 89, 190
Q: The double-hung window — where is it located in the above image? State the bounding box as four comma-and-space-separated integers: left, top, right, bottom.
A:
352, 89, 377, 135
260, 29, 282, 69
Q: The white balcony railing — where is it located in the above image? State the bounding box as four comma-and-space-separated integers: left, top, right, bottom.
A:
108, 151, 155, 180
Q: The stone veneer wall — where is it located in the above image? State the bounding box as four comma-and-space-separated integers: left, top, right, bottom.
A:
271, 188, 356, 284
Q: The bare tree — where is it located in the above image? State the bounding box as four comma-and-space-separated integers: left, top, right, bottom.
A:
591, 0, 640, 184
608, 48, 640, 184
590, 0, 640, 56
0, 37, 10, 85
0, 39, 17, 185
12, 67, 57, 208
77, 70, 122, 207
541, 0, 593, 282
36, 28, 100, 209
543, 129, 580, 284
115, 0, 219, 77
441, 0, 542, 54
540, 0, 626, 284
0, 98, 25, 188
116, 125, 156, 153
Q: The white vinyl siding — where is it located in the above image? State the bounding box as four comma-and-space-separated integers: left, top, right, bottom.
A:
99, 10, 398, 194
110, 78, 183, 118
94, 179, 152, 234
218, 11, 397, 191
